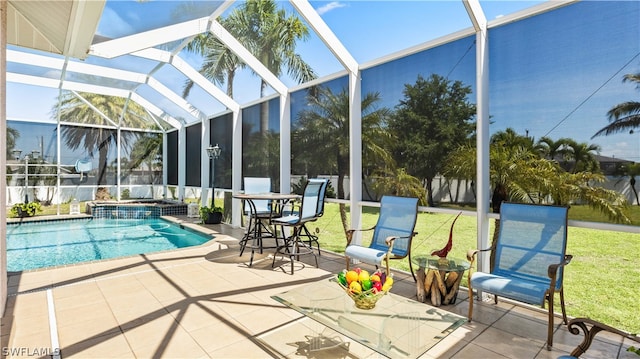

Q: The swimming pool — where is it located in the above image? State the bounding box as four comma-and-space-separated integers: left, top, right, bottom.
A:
7, 218, 212, 272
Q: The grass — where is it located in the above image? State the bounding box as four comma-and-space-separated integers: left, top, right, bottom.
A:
14, 200, 640, 333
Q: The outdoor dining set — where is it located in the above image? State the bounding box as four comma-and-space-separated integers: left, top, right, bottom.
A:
232, 177, 328, 274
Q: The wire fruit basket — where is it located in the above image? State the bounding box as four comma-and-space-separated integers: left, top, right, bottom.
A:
336, 268, 393, 309
338, 283, 387, 309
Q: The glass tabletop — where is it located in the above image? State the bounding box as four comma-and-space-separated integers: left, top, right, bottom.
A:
272, 278, 466, 358
412, 256, 471, 272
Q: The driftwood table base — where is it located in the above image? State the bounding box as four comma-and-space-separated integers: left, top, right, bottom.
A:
413, 257, 470, 307
416, 267, 464, 306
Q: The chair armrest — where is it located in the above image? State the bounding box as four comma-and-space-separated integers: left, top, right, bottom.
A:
346, 226, 375, 246
385, 236, 397, 254
547, 254, 573, 279
466, 248, 491, 266
567, 317, 640, 358
383, 234, 412, 256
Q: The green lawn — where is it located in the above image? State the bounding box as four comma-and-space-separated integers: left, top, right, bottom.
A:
17, 200, 640, 333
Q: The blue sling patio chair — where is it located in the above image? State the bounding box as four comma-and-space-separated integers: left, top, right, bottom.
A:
239, 177, 275, 256
271, 178, 328, 274
243, 177, 272, 216
344, 196, 419, 281
467, 202, 572, 350
297, 178, 328, 255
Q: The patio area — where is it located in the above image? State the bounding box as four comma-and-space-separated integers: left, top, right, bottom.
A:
0, 216, 633, 359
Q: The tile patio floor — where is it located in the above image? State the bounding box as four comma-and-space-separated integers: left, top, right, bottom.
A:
1, 216, 635, 358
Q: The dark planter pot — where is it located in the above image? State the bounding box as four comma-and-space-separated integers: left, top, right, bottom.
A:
204, 211, 223, 224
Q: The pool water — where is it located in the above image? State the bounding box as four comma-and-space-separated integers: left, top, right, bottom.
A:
7, 218, 212, 272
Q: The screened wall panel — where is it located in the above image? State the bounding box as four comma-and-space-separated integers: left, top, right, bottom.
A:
359, 35, 477, 205
241, 98, 280, 190
6, 120, 58, 204
119, 132, 162, 187
167, 130, 179, 186
488, 1, 640, 223
290, 77, 348, 197
185, 124, 202, 187
210, 113, 233, 190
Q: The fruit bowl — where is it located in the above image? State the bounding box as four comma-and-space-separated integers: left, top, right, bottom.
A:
336, 268, 393, 309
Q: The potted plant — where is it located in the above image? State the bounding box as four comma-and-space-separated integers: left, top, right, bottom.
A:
10, 202, 42, 218
199, 205, 223, 224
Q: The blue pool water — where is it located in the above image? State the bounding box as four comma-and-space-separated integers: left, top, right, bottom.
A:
7, 218, 212, 272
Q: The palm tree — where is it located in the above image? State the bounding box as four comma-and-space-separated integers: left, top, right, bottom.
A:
294, 86, 413, 235
369, 167, 427, 200
614, 162, 640, 205
55, 92, 152, 195
444, 140, 629, 268
6, 126, 19, 158
491, 128, 535, 149
182, 16, 243, 98
183, 0, 316, 111
593, 72, 640, 137
564, 139, 601, 173
536, 136, 571, 163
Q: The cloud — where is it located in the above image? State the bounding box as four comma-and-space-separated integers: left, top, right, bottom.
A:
316, 1, 347, 16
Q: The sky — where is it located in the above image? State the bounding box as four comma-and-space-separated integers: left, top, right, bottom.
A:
6, 0, 640, 163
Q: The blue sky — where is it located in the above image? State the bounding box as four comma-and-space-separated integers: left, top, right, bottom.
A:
7, 0, 640, 163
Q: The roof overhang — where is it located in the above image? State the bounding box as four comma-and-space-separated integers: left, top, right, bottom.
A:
7, 0, 105, 60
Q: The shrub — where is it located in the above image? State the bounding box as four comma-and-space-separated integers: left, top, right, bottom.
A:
10, 202, 43, 217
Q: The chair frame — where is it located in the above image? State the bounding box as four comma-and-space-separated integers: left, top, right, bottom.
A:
271, 179, 328, 274
239, 177, 277, 262
466, 202, 572, 350
561, 318, 640, 358
345, 196, 419, 281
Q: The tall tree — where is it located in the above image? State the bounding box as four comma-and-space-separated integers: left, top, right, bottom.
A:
446, 142, 630, 272
294, 86, 407, 235
564, 139, 601, 173
54, 92, 151, 195
614, 162, 640, 206
6, 126, 19, 158
388, 74, 476, 207
491, 128, 535, 149
536, 136, 571, 163
183, 0, 316, 109
443, 135, 630, 236
593, 72, 640, 137
183, 16, 243, 98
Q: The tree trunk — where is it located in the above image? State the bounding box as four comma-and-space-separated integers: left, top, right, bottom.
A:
490, 184, 508, 270
97, 144, 109, 186
426, 177, 435, 207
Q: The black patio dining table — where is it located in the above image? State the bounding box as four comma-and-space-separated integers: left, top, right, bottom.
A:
233, 192, 300, 266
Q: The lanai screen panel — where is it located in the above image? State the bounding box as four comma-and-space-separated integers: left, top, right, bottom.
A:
185, 124, 201, 187
210, 113, 233, 190
360, 35, 477, 204
118, 131, 162, 187
241, 98, 280, 189
488, 1, 640, 222
167, 130, 179, 187
290, 76, 348, 196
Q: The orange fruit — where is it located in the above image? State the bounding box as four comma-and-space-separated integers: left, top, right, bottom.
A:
345, 270, 359, 284
370, 274, 381, 283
